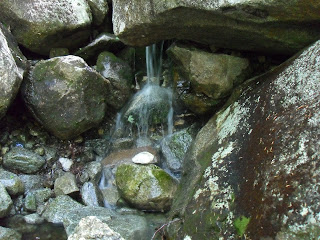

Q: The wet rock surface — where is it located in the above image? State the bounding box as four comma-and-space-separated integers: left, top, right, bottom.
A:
168, 40, 320, 239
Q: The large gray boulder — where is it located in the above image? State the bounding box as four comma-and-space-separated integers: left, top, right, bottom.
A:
0, 24, 26, 119
116, 163, 178, 211
96, 51, 133, 110
0, 0, 92, 55
168, 41, 320, 239
22, 55, 109, 140
3, 147, 45, 174
113, 0, 320, 55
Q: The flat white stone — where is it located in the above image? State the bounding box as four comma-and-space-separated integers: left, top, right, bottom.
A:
132, 151, 157, 164
58, 157, 73, 171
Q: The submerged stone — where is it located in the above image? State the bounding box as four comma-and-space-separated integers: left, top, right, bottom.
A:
168, 40, 320, 239
115, 163, 178, 211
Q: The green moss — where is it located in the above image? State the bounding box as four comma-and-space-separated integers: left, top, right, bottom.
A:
234, 216, 250, 236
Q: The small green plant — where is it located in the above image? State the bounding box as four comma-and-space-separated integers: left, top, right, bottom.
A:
127, 115, 135, 124
234, 216, 250, 236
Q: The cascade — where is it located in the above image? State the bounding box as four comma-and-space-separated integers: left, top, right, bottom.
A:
113, 42, 173, 143
99, 42, 174, 208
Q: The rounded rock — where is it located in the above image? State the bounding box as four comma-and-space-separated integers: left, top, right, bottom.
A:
3, 147, 45, 174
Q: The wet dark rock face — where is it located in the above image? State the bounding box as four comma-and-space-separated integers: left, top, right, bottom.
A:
168, 41, 320, 239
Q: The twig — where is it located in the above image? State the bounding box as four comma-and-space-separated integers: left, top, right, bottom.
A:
151, 218, 181, 240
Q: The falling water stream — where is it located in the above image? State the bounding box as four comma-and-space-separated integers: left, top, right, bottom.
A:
99, 42, 174, 210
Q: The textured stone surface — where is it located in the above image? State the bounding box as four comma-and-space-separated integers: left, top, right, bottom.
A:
0, 182, 13, 218
0, 24, 26, 119
42, 195, 83, 224
0, 226, 21, 240
113, 0, 320, 54
87, 0, 109, 26
54, 172, 79, 196
168, 40, 320, 239
116, 163, 178, 211
161, 128, 194, 173
68, 216, 125, 240
0, 168, 25, 196
0, 0, 92, 55
3, 147, 45, 174
22, 55, 109, 139
96, 51, 133, 110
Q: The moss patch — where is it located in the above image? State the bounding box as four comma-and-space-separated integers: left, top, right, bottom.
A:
234, 216, 250, 236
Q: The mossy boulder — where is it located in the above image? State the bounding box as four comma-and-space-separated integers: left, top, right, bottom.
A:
22, 55, 109, 140
0, 23, 26, 120
96, 51, 133, 110
113, 0, 320, 55
168, 40, 320, 239
0, 0, 92, 55
115, 164, 178, 211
